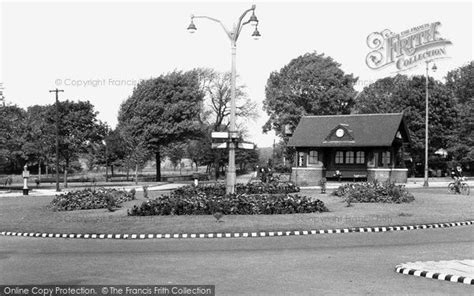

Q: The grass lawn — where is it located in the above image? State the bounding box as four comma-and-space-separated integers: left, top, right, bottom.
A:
0, 188, 472, 234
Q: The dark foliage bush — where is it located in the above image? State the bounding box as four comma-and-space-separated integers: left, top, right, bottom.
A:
274, 165, 292, 174
172, 182, 299, 197
50, 188, 136, 211
127, 192, 328, 216
332, 181, 414, 204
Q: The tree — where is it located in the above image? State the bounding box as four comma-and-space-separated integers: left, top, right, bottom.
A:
117, 124, 151, 184
193, 68, 258, 131
446, 61, 474, 104
0, 105, 27, 173
45, 100, 107, 187
191, 68, 258, 179
263, 52, 358, 137
186, 137, 212, 172
354, 75, 459, 165
164, 143, 186, 172
117, 71, 204, 181
23, 105, 56, 179
236, 148, 259, 172
445, 62, 474, 162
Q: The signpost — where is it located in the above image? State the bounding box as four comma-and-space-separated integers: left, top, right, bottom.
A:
211, 131, 256, 192
211, 131, 254, 150
237, 142, 255, 150
211, 142, 228, 149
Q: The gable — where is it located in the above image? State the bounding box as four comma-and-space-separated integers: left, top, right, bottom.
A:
324, 124, 354, 143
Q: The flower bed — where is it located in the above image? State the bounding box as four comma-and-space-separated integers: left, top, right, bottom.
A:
332, 181, 414, 204
50, 188, 136, 211
173, 182, 300, 197
127, 193, 327, 216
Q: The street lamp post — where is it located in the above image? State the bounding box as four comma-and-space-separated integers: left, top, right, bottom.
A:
188, 5, 260, 194
49, 88, 64, 192
423, 60, 437, 187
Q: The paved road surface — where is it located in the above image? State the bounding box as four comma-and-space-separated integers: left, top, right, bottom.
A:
1, 227, 473, 295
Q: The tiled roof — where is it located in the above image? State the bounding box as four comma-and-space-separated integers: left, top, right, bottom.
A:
288, 113, 409, 147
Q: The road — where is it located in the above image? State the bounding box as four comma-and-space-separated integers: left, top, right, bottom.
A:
1, 227, 473, 295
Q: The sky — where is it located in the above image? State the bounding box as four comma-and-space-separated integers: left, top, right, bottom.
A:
1, 0, 472, 148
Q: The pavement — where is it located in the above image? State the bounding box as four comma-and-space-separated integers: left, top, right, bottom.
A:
1, 177, 472, 197
396, 259, 474, 285
300, 177, 474, 190
0, 173, 257, 197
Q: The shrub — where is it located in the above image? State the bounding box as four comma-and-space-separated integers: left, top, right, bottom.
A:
332, 181, 414, 204
173, 182, 300, 198
127, 192, 328, 216
50, 188, 136, 211
274, 165, 292, 174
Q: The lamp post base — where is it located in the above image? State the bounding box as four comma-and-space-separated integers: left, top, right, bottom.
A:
423, 180, 429, 187
22, 189, 29, 195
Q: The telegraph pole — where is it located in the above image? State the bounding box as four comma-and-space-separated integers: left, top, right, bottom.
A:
49, 88, 64, 192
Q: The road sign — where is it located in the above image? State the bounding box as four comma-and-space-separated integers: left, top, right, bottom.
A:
237, 142, 255, 150
211, 131, 241, 139
229, 131, 240, 139
211, 142, 228, 149
211, 132, 229, 139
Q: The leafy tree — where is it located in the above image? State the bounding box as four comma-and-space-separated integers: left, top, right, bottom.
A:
117, 71, 204, 181
0, 105, 27, 173
164, 143, 186, 172
85, 128, 130, 176
448, 102, 474, 162
445, 62, 474, 162
104, 128, 129, 175
263, 52, 358, 137
236, 148, 259, 172
185, 134, 213, 172
23, 105, 56, 179
446, 61, 474, 104
45, 100, 108, 187
354, 75, 459, 164
117, 124, 151, 183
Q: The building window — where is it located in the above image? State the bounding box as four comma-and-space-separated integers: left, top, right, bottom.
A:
382, 151, 391, 166
308, 150, 318, 164
335, 151, 344, 164
346, 151, 354, 164
356, 151, 365, 164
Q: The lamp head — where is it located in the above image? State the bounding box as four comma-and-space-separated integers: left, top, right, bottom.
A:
249, 11, 259, 26
252, 26, 261, 40
187, 18, 197, 33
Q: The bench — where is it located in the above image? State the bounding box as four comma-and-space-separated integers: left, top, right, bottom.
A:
326, 170, 367, 182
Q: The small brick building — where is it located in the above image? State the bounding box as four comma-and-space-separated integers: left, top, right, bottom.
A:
288, 113, 411, 186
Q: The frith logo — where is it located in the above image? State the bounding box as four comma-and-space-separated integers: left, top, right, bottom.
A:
366, 22, 452, 71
